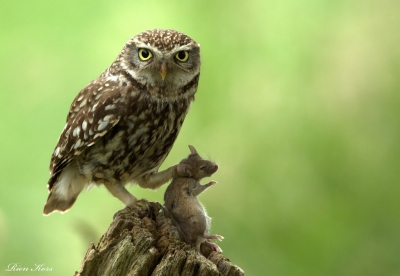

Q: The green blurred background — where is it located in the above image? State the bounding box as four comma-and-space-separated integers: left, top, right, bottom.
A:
1, 0, 400, 275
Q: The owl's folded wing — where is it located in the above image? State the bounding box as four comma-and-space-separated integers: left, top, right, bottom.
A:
48, 79, 131, 189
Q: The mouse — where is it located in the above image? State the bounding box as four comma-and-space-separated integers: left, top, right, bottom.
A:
164, 145, 223, 252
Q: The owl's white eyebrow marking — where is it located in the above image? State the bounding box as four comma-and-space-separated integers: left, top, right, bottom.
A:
73, 127, 81, 137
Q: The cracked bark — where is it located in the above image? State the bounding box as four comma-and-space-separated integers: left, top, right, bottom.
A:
74, 200, 244, 276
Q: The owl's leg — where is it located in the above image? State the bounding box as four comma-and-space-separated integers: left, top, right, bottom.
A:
104, 182, 137, 206
137, 165, 180, 190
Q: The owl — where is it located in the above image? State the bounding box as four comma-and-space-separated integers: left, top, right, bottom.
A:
43, 29, 201, 215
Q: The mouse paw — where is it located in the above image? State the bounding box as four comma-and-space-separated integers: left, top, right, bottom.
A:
205, 234, 224, 241
205, 180, 217, 187
204, 241, 223, 252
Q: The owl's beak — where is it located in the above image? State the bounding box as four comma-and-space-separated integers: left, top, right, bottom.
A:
159, 63, 167, 81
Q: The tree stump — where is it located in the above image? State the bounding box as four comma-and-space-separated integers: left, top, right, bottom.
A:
74, 199, 244, 276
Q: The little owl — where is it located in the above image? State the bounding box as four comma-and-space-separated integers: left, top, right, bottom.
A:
43, 29, 201, 215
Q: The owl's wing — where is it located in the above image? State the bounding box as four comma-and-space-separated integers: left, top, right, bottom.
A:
48, 79, 130, 189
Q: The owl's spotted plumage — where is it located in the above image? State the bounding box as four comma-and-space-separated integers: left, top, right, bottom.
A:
44, 29, 201, 215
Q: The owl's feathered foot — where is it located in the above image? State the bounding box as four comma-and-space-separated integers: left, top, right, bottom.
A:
137, 165, 182, 190
105, 165, 182, 206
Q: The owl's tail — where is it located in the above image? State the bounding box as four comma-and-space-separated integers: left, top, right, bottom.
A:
43, 162, 86, 215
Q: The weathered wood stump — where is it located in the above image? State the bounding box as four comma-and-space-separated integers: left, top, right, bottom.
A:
74, 200, 244, 276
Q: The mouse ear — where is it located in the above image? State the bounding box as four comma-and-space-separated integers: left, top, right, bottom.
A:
188, 145, 197, 155
177, 163, 192, 177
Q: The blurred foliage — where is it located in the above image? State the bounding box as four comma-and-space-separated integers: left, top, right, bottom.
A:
1, 0, 400, 275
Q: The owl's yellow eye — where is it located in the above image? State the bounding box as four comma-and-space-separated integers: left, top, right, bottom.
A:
138, 49, 153, 61
175, 50, 189, 62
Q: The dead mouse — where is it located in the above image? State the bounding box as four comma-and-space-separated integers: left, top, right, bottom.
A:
164, 145, 223, 252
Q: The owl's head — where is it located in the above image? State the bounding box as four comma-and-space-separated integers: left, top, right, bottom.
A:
117, 29, 200, 99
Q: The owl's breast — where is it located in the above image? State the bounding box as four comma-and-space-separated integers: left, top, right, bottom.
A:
79, 95, 192, 184
123, 99, 189, 174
